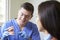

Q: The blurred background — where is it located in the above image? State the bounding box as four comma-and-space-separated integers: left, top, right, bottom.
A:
0, 0, 60, 26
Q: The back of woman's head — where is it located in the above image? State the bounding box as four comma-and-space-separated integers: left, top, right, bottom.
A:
38, 1, 60, 39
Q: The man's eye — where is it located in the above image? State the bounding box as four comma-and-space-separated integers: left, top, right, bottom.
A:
21, 13, 24, 16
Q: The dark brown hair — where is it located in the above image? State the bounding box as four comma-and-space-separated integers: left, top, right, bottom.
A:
21, 2, 34, 15
38, 1, 60, 40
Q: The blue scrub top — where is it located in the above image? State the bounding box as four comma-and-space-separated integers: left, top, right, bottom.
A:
1, 19, 40, 40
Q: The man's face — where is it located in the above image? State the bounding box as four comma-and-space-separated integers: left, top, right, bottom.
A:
17, 8, 32, 25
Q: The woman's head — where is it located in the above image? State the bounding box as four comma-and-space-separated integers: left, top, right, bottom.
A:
38, 1, 60, 39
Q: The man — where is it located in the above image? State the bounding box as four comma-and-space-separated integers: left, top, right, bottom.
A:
1, 2, 40, 40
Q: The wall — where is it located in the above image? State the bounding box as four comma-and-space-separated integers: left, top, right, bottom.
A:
9, 0, 28, 20
57, 0, 60, 2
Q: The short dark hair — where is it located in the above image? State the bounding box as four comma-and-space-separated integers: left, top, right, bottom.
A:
21, 2, 34, 15
38, 1, 60, 39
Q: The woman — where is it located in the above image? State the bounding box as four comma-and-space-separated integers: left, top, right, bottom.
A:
38, 1, 60, 40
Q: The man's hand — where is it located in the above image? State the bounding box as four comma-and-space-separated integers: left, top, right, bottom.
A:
6, 26, 14, 35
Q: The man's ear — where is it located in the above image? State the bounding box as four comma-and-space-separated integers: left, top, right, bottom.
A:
31, 15, 33, 18
29, 15, 33, 20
